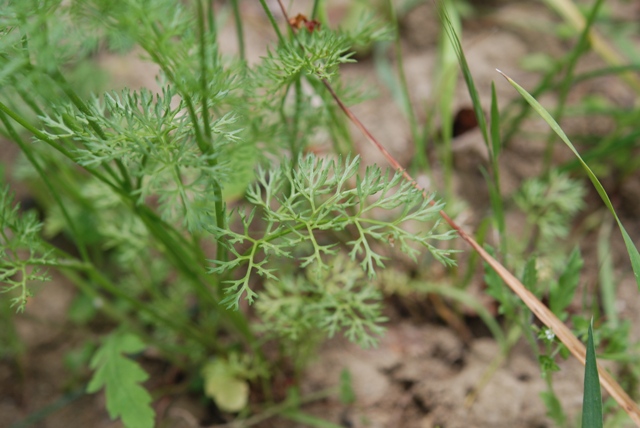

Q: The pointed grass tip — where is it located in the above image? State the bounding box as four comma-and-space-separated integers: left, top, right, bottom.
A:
495, 69, 510, 81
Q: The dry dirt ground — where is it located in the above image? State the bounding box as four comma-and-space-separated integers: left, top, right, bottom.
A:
2, 1, 640, 427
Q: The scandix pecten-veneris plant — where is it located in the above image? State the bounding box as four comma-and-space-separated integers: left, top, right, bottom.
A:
0, 0, 448, 426
1, 0, 640, 427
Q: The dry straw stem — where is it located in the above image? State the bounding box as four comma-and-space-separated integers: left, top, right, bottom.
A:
273, 1, 640, 424
543, 0, 640, 94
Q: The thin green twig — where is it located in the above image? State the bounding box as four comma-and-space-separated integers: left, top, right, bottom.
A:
230, 0, 246, 61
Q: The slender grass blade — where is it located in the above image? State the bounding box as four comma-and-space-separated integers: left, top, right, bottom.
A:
498, 70, 640, 290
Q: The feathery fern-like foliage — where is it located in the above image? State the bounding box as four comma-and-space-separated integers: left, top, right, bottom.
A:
210, 155, 455, 309
0, 185, 56, 312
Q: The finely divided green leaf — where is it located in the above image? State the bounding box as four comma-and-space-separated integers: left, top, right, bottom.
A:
213, 154, 455, 311
0, 184, 56, 312
87, 332, 155, 428
582, 321, 603, 428
499, 71, 640, 290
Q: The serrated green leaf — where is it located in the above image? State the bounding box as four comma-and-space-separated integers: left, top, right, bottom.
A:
87, 332, 154, 428
582, 321, 603, 428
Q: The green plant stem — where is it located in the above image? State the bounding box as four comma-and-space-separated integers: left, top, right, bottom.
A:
144, 20, 229, 265
194, 2, 229, 264
0, 101, 75, 162
258, 0, 284, 44
197, 0, 213, 146
199, 5, 228, 261
291, 78, 303, 166
386, 0, 419, 149
15, 87, 45, 118
311, 0, 322, 20
230, 0, 246, 62
278, 82, 294, 154
143, 27, 207, 157
207, 0, 216, 38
